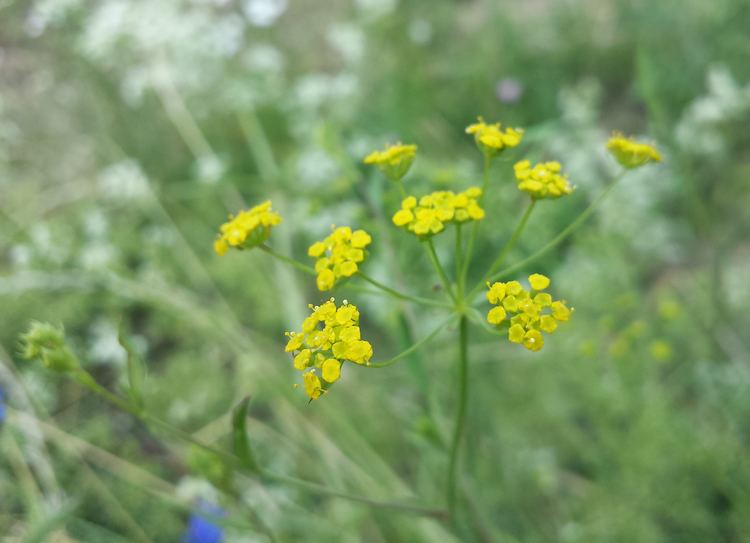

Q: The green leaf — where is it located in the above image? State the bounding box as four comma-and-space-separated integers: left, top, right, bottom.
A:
118, 322, 146, 411
22, 498, 80, 543
232, 396, 258, 472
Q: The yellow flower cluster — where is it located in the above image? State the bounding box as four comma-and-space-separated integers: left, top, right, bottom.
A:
392, 188, 485, 237
363, 142, 417, 181
606, 134, 662, 169
486, 274, 572, 352
513, 160, 574, 200
285, 299, 373, 400
214, 200, 282, 256
308, 226, 372, 291
466, 117, 523, 157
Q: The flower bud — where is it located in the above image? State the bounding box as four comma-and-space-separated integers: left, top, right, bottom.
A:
19, 322, 79, 372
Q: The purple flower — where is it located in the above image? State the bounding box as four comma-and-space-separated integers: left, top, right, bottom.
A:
495, 78, 524, 104
183, 502, 224, 543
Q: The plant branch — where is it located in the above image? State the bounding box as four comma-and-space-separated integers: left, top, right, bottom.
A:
478, 172, 627, 295
468, 199, 536, 300
366, 317, 455, 368
357, 272, 450, 309
424, 239, 456, 303
259, 245, 316, 275
447, 316, 469, 517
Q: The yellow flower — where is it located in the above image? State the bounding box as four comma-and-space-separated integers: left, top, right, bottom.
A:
309, 226, 372, 291
392, 188, 485, 238
213, 200, 282, 255
606, 134, 662, 169
466, 117, 523, 157
513, 160, 574, 200
528, 273, 550, 290
649, 339, 672, 361
486, 274, 572, 352
285, 299, 373, 400
364, 142, 417, 181
303, 371, 323, 400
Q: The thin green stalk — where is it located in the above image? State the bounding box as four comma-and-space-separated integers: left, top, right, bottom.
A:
396, 180, 407, 200
479, 172, 627, 294
357, 272, 450, 309
366, 317, 454, 368
261, 471, 446, 519
424, 239, 457, 303
455, 224, 464, 299
460, 154, 491, 288
467, 199, 536, 300
259, 245, 316, 275
73, 369, 445, 518
447, 316, 469, 517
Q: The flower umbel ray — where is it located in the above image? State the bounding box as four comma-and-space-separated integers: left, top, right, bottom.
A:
285, 298, 373, 400
213, 200, 282, 256
486, 274, 572, 352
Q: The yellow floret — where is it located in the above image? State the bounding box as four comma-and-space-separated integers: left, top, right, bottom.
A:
309, 225, 373, 291
285, 299, 372, 399
486, 274, 572, 352
514, 161, 574, 200
364, 142, 417, 181
213, 200, 282, 255
392, 188, 484, 238
466, 117, 524, 158
606, 134, 662, 169
529, 273, 550, 290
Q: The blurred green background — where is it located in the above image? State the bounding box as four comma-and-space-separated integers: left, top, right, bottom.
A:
1, 0, 750, 541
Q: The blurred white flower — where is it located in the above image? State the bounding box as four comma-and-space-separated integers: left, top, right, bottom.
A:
98, 159, 150, 201
176, 477, 220, 504
294, 73, 358, 110
296, 148, 340, 189
79, 243, 116, 270
242, 44, 285, 74
408, 19, 432, 45
327, 24, 365, 65
355, 0, 397, 19
83, 209, 109, 239
9, 245, 32, 268
675, 66, 750, 157
242, 0, 287, 27
88, 319, 126, 366
194, 154, 226, 185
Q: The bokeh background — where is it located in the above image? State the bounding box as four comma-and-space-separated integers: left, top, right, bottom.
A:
2, 0, 750, 541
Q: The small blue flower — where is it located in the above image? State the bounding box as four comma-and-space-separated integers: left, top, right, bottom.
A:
183, 502, 224, 543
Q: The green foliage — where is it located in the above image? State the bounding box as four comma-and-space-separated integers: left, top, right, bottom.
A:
1, 0, 750, 541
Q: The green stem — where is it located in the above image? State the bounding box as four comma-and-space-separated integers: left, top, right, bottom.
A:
366, 317, 454, 368
357, 272, 450, 309
259, 245, 316, 275
455, 224, 464, 299
73, 369, 444, 518
424, 239, 456, 303
262, 471, 446, 519
460, 154, 491, 289
480, 172, 626, 293
479, 153, 492, 204
447, 316, 469, 517
467, 199, 536, 300
396, 180, 407, 200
